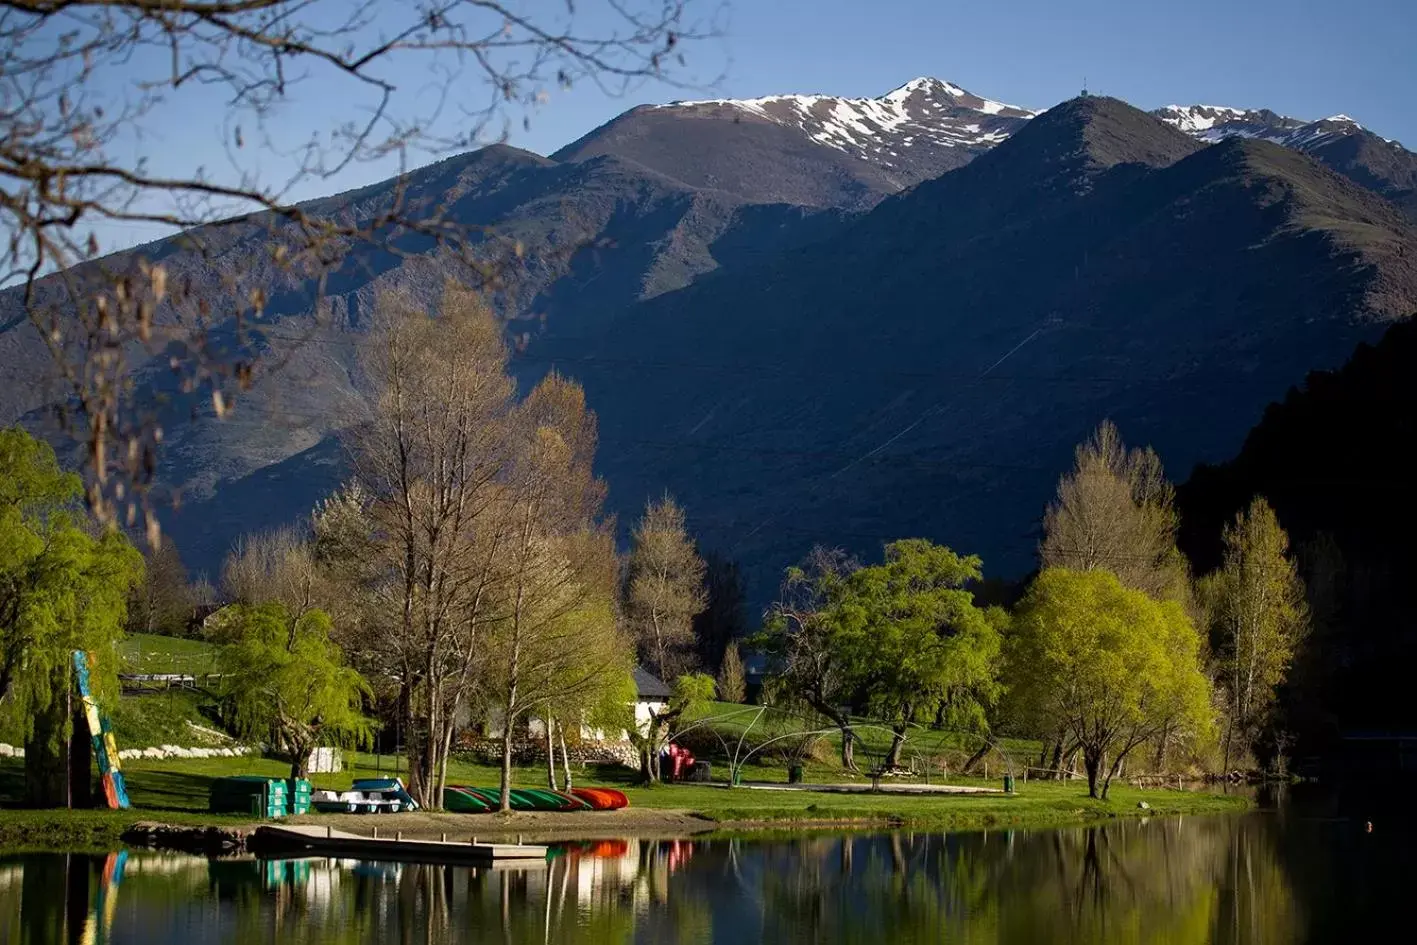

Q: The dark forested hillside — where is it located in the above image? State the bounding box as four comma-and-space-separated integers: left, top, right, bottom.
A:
1179, 316, 1417, 748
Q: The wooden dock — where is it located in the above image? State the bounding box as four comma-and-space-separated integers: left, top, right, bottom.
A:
255, 824, 549, 866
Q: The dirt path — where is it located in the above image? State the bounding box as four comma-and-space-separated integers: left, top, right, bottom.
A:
288, 808, 719, 843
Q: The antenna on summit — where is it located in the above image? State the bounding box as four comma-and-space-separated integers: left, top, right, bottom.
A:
1080, 76, 1089, 98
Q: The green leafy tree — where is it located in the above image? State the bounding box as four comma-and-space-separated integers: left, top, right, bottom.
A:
717, 640, 747, 704
1008, 568, 1212, 799
218, 601, 373, 778
0, 427, 142, 806
1200, 498, 1309, 770
760, 546, 864, 770
832, 540, 1004, 768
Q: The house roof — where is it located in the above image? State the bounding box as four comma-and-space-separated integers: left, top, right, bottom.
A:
632, 666, 672, 701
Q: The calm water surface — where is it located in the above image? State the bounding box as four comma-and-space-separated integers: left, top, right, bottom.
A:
2, 796, 1408, 943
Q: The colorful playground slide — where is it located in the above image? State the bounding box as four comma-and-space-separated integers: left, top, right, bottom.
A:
73, 651, 130, 810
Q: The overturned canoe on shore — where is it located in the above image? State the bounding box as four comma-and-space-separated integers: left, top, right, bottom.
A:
441, 786, 621, 812
570, 788, 629, 811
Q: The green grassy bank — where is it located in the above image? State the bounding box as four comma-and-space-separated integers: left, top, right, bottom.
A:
0, 751, 1249, 852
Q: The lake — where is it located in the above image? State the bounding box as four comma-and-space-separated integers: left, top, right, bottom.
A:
2, 793, 1409, 943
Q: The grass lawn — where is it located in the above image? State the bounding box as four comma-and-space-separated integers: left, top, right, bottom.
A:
0, 749, 1249, 852
679, 701, 1043, 776
117, 634, 220, 674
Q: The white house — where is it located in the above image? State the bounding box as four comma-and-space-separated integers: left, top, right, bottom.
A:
487, 665, 673, 742
629, 666, 672, 734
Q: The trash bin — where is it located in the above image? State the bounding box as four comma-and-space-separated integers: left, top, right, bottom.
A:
788, 764, 804, 784
1003, 774, 1015, 794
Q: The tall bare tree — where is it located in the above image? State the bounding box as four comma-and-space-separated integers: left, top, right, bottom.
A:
625, 494, 706, 682
220, 525, 323, 615
128, 538, 194, 637
1201, 497, 1309, 770
1041, 420, 1191, 604
346, 282, 517, 808
486, 373, 627, 811
1, 0, 716, 540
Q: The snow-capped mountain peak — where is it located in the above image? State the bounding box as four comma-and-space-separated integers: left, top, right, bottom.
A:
1153, 104, 1270, 133
1153, 103, 1373, 149
653, 77, 1036, 174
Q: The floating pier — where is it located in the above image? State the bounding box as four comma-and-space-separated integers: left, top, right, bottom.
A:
255, 824, 549, 866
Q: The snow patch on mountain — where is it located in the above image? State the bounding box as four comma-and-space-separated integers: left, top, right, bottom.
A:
656, 77, 1036, 169
1154, 104, 1379, 149
1154, 104, 1256, 133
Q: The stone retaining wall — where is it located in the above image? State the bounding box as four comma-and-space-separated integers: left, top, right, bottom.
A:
456, 737, 639, 769
0, 742, 255, 761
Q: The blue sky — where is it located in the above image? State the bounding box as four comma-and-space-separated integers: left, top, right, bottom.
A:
104, 0, 1417, 250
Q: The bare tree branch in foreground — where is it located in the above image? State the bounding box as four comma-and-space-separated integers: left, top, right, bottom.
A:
0, 0, 720, 541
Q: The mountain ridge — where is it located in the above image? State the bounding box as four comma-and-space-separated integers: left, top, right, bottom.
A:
545, 96, 1417, 604
2, 84, 1416, 590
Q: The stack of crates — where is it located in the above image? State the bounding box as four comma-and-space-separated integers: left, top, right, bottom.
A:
286, 778, 313, 815
208, 776, 289, 818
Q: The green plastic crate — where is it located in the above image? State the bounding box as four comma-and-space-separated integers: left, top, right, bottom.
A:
209, 776, 291, 817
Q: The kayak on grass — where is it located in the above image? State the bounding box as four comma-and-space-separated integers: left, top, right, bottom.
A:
570, 787, 630, 810
440, 786, 624, 811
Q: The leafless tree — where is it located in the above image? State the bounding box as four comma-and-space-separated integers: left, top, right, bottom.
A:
0, 0, 719, 541
128, 536, 195, 636
624, 493, 706, 681
1041, 420, 1191, 604
486, 372, 625, 811
346, 282, 518, 808
220, 523, 321, 613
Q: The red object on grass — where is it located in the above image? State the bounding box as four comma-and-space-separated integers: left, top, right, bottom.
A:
570, 788, 629, 810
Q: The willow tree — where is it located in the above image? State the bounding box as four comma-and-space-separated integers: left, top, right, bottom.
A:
218, 602, 372, 778
1201, 498, 1309, 770
1038, 421, 1193, 774
1008, 569, 1212, 799
830, 540, 1004, 770
761, 547, 863, 770
0, 428, 141, 807
625, 495, 707, 682
346, 284, 518, 808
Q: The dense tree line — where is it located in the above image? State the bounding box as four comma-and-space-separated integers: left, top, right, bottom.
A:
759, 420, 1310, 796
4, 316, 1329, 809
1180, 316, 1417, 759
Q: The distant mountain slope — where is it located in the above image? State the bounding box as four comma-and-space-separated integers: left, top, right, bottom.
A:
554, 77, 1035, 209
3, 81, 1416, 585
1155, 105, 1417, 219
544, 97, 1417, 606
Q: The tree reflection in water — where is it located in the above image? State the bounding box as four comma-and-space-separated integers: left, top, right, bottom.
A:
0, 816, 1321, 944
